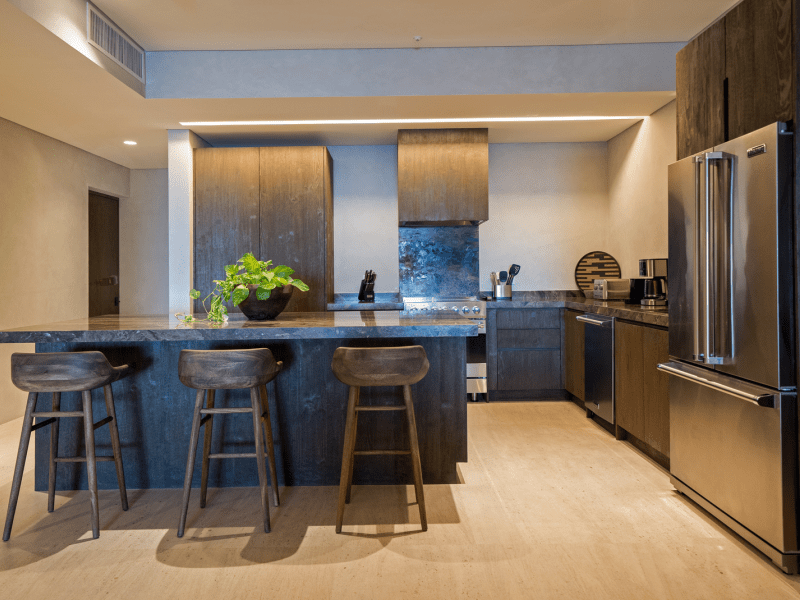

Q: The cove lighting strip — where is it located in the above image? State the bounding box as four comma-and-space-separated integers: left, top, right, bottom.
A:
179, 116, 647, 127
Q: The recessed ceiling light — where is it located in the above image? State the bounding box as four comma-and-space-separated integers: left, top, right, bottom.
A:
123, 140, 137, 145
178, 116, 647, 127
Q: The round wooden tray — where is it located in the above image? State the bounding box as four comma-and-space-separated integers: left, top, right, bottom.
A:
574, 251, 621, 296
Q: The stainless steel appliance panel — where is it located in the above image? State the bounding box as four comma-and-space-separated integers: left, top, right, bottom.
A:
578, 314, 614, 424
668, 363, 797, 552
713, 124, 795, 388
668, 150, 708, 366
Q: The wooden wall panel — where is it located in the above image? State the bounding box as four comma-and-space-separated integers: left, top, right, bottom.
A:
259, 147, 332, 313
397, 129, 488, 224
676, 21, 727, 159
726, 0, 795, 140
563, 310, 585, 401
193, 148, 260, 314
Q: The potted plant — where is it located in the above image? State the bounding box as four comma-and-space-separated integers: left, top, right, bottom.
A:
177, 253, 309, 323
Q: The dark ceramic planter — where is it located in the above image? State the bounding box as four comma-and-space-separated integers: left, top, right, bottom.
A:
237, 285, 294, 320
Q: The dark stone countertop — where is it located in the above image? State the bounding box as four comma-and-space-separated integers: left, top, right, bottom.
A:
0, 311, 477, 343
483, 291, 668, 328
326, 293, 404, 311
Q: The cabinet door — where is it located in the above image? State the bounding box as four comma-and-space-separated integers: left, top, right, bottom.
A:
260, 147, 333, 312
397, 129, 488, 224
643, 326, 670, 457
194, 147, 261, 313
725, 0, 794, 140
676, 19, 726, 160
563, 310, 585, 401
615, 320, 645, 440
496, 350, 561, 390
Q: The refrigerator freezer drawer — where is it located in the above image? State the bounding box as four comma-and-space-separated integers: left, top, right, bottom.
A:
667, 366, 797, 554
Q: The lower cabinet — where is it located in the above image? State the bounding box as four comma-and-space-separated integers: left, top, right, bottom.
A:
487, 308, 563, 398
563, 309, 585, 402
614, 320, 670, 458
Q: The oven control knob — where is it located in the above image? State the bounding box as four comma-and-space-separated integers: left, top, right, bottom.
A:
472, 306, 480, 314
451, 306, 459, 313
461, 306, 469, 314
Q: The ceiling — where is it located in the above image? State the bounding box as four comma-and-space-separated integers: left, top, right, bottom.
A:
95, 0, 737, 50
0, 0, 737, 169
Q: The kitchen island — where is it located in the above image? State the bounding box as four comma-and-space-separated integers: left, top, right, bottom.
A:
0, 312, 477, 490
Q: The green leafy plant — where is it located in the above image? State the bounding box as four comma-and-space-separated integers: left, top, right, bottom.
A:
176, 253, 309, 324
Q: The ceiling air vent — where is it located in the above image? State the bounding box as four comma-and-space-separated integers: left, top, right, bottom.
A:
86, 2, 145, 83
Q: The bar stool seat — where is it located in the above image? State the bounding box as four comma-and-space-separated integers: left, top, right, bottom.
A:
331, 345, 429, 533
177, 348, 281, 537
4, 352, 130, 541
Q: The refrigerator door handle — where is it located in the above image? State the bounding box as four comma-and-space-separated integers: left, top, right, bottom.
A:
693, 155, 704, 362
657, 362, 774, 407
704, 151, 736, 365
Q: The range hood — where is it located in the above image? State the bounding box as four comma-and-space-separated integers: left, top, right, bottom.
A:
397, 128, 489, 226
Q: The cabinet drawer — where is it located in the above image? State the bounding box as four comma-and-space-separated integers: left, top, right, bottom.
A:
497, 329, 560, 349
496, 309, 560, 330
496, 350, 561, 390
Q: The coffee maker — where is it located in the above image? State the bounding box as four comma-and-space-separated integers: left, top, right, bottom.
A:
628, 258, 668, 307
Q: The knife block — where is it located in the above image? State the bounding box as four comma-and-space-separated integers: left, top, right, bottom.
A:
358, 279, 375, 302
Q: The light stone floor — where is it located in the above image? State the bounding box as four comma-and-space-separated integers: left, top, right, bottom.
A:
1, 401, 800, 599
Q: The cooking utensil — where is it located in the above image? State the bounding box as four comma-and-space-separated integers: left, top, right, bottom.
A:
490, 272, 497, 286
507, 264, 520, 284
499, 271, 508, 283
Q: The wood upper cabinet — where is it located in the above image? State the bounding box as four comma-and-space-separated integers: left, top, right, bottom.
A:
397, 129, 488, 226
676, 19, 726, 159
725, 0, 794, 140
677, 0, 795, 160
614, 320, 670, 458
563, 309, 585, 401
194, 146, 333, 313
260, 147, 333, 313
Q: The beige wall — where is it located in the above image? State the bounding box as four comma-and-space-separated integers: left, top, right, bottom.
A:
120, 169, 169, 315
0, 116, 129, 424
482, 143, 611, 291
607, 101, 676, 277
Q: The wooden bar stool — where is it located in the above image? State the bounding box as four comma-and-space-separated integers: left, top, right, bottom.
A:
331, 345, 429, 533
4, 351, 130, 541
177, 348, 281, 537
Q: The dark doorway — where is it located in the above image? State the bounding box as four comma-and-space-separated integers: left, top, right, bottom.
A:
88, 191, 120, 317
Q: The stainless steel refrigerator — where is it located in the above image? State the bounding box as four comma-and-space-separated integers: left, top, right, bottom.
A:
661, 122, 798, 573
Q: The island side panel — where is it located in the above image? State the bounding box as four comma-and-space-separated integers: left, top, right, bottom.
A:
34, 336, 467, 490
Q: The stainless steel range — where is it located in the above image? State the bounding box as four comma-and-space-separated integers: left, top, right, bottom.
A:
404, 297, 487, 400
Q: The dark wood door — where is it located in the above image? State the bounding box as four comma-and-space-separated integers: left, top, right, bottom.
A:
615, 320, 645, 440
643, 326, 670, 457
259, 146, 333, 313
193, 147, 261, 314
563, 310, 585, 401
397, 129, 488, 224
676, 18, 726, 160
88, 192, 119, 317
725, 0, 794, 140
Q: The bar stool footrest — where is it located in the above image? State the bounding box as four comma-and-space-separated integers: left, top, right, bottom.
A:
32, 411, 84, 418
353, 450, 412, 456
355, 406, 406, 412
54, 456, 115, 463
93, 416, 113, 430
200, 408, 253, 414
207, 452, 257, 459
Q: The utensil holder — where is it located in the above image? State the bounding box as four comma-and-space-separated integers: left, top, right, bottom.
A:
494, 283, 512, 301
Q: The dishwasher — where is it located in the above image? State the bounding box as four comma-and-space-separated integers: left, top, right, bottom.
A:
576, 314, 615, 424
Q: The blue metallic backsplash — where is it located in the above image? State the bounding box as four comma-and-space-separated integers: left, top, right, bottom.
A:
399, 226, 479, 298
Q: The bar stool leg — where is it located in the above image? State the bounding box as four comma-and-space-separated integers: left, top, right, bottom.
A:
402, 385, 427, 532
82, 390, 100, 539
3, 392, 38, 542
178, 389, 205, 538
345, 386, 360, 504
48, 392, 61, 513
259, 385, 280, 507
103, 385, 128, 511
250, 387, 271, 533
200, 389, 215, 509
336, 386, 359, 533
